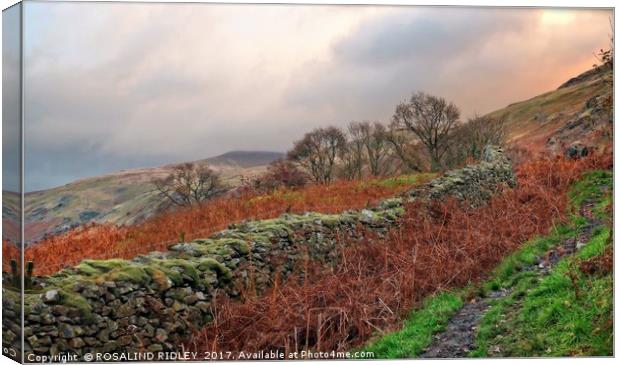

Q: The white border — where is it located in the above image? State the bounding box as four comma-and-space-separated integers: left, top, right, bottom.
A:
0, 1, 617, 365
0, 0, 617, 9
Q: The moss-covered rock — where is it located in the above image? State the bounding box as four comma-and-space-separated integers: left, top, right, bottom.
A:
407, 145, 516, 206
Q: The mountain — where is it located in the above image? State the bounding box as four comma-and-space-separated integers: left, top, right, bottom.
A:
485, 64, 612, 155
5, 150, 283, 243
203, 151, 285, 168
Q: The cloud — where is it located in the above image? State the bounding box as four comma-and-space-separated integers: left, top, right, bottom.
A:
21, 3, 612, 191
286, 7, 611, 118
2, 4, 22, 192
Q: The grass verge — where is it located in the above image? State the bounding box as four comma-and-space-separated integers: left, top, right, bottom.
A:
363, 292, 463, 357
364, 170, 612, 358
473, 170, 612, 357
472, 226, 612, 357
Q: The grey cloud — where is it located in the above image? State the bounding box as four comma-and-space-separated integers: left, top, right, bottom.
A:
333, 8, 530, 67
286, 7, 610, 121
19, 3, 612, 192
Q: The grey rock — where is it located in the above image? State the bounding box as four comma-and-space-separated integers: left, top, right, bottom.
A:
59, 324, 75, 339
69, 337, 85, 348
42, 290, 60, 303
147, 344, 164, 352
155, 328, 168, 342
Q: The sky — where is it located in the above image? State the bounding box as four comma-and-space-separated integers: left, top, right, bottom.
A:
19, 2, 612, 191
2, 3, 21, 192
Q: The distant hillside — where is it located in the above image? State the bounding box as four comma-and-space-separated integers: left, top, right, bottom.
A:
485, 64, 612, 155
203, 151, 285, 168
7, 150, 283, 243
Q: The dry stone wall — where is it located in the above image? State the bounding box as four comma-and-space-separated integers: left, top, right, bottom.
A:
2, 146, 514, 360
407, 146, 517, 206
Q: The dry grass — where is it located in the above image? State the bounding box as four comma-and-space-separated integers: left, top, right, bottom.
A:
4, 175, 432, 276
185, 152, 612, 355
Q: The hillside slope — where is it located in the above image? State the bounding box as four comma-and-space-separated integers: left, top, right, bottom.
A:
14, 150, 283, 243
486, 64, 612, 155
365, 169, 612, 358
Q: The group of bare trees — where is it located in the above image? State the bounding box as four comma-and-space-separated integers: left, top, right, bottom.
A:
288, 92, 506, 184
287, 121, 397, 184
153, 91, 506, 207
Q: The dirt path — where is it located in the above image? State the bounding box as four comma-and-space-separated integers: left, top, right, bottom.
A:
419, 205, 600, 358
419, 289, 508, 358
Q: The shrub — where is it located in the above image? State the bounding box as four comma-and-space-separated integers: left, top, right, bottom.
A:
256, 159, 309, 192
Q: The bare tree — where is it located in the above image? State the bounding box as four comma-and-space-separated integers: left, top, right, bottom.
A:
462, 115, 506, 159
392, 92, 460, 170
339, 122, 367, 180
363, 122, 392, 177
385, 124, 424, 173
443, 115, 506, 168
153, 163, 225, 207
288, 126, 346, 184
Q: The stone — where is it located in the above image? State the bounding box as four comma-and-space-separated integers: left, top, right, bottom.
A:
566, 142, 590, 159
195, 301, 211, 312
144, 324, 155, 337
57, 316, 73, 324
118, 335, 133, 346
27, 315, 41, 323
115, 304, 135, 319
49, 344, 61, 357
42, 290, 60, 303
33, 346, 51, 354
84, 337, 98, 346
97, 330, 110, 342
59, 324, 75, 339
51, 305, 70, 316
360, 209, 374, 221
147, 344, 164, 352
27, 335, 39, 347
102, 341, 118, 353
172, 301, 187, 312
69, 337, 85, 348
155, 328, 168, 342
183, 294, 199, 305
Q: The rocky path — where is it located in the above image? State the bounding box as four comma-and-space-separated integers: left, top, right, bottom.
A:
419, 204, 600, 358
419, 289, 508, 358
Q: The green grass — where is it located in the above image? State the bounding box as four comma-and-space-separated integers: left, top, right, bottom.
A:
568, 170, 612, 217
363, 219, 578, 358
364, 169, 612, 358
472, 170, 613, 357
366, 173, 437, 189
472, 227, 612, 357
363, 292, 463, 358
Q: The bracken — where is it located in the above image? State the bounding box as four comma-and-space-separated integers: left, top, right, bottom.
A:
185, 151, 612, 355
3, 175, 433, 276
